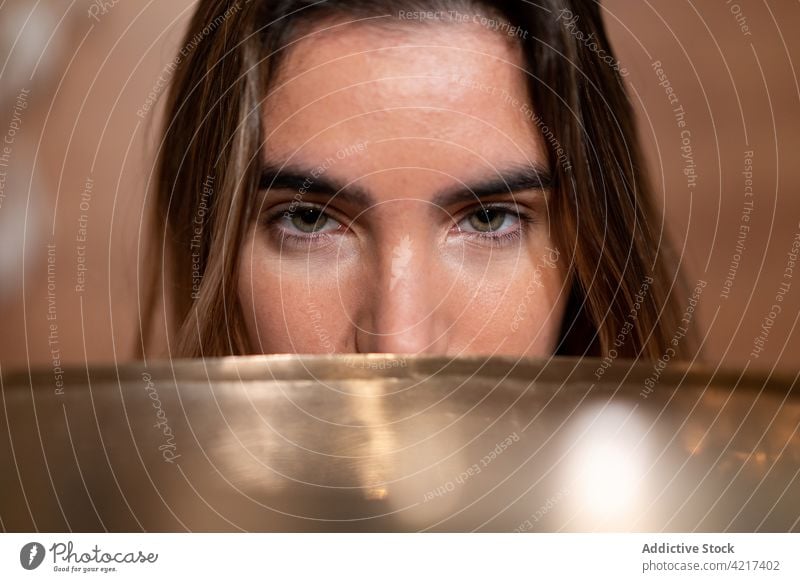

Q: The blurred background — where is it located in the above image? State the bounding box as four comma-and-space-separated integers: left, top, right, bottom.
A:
0, 0, 797, 372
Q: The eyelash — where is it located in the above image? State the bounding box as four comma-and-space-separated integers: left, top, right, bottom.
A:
455, 204, 537, 248
260, 205, 342, 249
260, 202, 537, 248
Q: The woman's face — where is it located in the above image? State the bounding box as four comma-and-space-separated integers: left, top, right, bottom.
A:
238, 20, 569, 357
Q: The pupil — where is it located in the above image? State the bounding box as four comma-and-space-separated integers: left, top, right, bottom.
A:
300, 209, 320, 224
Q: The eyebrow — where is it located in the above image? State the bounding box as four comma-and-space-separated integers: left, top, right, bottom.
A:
258, 161, 552, 208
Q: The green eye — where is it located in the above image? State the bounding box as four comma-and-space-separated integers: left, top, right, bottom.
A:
468, 208, 509, 232
291, 208, 329, 233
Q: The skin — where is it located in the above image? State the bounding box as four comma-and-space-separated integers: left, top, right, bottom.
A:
238, 19, 569, 357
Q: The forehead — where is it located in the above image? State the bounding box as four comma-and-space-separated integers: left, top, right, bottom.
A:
261, 20, 546, 186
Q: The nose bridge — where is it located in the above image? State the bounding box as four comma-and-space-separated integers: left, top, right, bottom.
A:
355, 225, 448, 355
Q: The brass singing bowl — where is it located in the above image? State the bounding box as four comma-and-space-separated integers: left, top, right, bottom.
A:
1, 355, 798, 532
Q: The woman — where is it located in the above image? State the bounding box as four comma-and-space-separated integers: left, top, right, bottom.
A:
141, 0, 688, 361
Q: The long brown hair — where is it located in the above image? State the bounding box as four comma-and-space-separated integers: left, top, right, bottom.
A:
140, 0, 690, 360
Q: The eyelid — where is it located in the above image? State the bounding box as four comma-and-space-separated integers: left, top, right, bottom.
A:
261, 201, 344, 225
452, 202, 537, 248
456, 201, 532, 224
473, 200, 525, 211
259, 201, 347, 251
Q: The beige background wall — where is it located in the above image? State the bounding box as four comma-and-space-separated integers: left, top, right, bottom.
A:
0, 0, 797, 372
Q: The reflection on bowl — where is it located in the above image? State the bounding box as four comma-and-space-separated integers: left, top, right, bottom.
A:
1, 354, 797, 531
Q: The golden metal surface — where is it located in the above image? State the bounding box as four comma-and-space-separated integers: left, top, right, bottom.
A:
1, 355, 797, 531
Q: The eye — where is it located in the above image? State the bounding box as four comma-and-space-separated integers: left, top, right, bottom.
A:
261, 203, 345, 248
452, 203, 536, 248
462, 207, 517, 233
288, 207, 336, 234
457, 205, 526, 235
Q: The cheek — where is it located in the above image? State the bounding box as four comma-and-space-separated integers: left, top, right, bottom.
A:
506, 261, 568, 351
441, 249, 568, 356
237, 235, 351, 353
